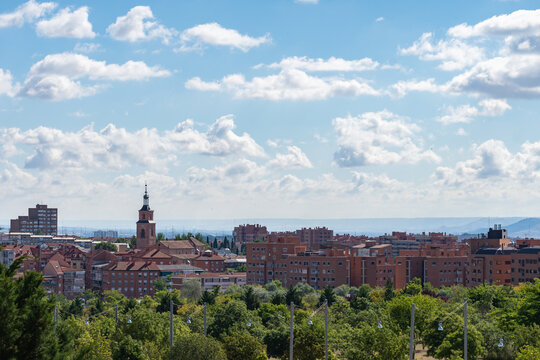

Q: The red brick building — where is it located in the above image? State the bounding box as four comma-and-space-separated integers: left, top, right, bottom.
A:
233, 224, 268, 243
395, 244, 469, 288
171, 272, 246, 291
158, 238, 206, 255
246, 236, 351, 289
351, 244, 396, 288
101, 261, 161, 298
296, 227, 334, 250
10, 204, 58, 235
42, 256, 85, 299
193, 250, 225, 272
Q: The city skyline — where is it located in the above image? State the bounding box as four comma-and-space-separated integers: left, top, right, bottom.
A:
1, 0, 540, 220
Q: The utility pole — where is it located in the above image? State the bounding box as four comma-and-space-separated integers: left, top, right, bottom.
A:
203, 302, 207, 336
409, 303, 415, 360
170, 299, 174, 355
464, 299, 468, 360
324, 300, 328, 360
290, 301, 294, 360
115, 303, 118, 329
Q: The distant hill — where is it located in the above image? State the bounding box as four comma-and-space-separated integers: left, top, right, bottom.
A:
4, 216, 538, 238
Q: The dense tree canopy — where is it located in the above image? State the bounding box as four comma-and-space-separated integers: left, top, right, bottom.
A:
1, 266, 540, 360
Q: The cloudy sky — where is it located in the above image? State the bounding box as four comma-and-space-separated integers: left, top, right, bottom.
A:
1, 0, 540, 221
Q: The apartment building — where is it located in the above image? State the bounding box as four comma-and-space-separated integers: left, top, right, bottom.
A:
192, 250, 225, 272
296, 227, 334, 250
101, 261, 161, 298
43, 257, 85, 299
0, 245, 39, 272
233, 224, 268, 243
395, 244, 469, 288
351, 244, 396, 288
246, 236, 307, 285
171, 272, 246, 291
10, 204, 58, 235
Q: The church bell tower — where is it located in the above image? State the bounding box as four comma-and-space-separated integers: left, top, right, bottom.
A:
136, 184, 156, 249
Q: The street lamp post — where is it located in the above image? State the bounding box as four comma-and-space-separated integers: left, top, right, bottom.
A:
409, 303, 415, 360
324, 300, 328, 360
464, 299, 468, 360
289, 301, 294, 360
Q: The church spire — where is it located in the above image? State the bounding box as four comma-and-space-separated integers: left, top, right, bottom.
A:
141, 183, 150, 210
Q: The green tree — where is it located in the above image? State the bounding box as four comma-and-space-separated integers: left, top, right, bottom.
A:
292, 318, 326, 360
425, 315, 486, 360
181, 279, 203, 302
112, 335, 149, 360
402, 278, 423, 296
154, 278, 167, 292
222, 236, 230, 249
155, 289, 184, 313
319, 286, 337, 307
517, 279, 540, 326
156, 232, 165, 242
244, 285, 260, 310
338, 323, 408, 360
208, 300, 250, 339
95, 242, 117, 252
286, 285, 302, 306
223, 331, 267, 360
384, 277, 395, 301
170, 333, 226, 360
516, 345, 540, 360
199, 286, 220, 305
357, 284, 371, 298
334, 284, 350, 297
264, 326, 289, 358
0, 258, 57, 360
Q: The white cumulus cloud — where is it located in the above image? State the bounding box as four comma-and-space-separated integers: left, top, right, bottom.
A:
186, 68, 379, 101
400, 32, 485, 71
0, 115, 264, 172
268, 146, 313, 169
436, 99, 511, 124
179, 22, 271, 52
19, 53, 170, 100
0, 0, 56, 28
389, 78, 447, 97
166, 115, 266, 157
107, 6, 177, 44
264, 56, 379, 72
434, 139, 537, 186
333, 110, 440, 167
448, 9, 540, 39
36, 6, 95, 38
0, 69, 19, 97
447, 54, 540, 98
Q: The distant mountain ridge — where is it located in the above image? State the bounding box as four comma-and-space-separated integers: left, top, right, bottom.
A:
3, 217, 539, 238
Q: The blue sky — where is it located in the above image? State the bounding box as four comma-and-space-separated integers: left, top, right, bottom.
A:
1, 0, 540, 221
